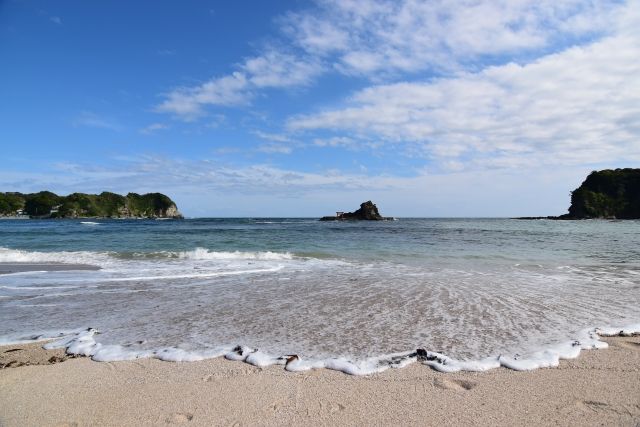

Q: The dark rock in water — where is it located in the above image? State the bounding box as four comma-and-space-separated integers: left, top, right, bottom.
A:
320, 201, 392, 221
415, 349, 428, 361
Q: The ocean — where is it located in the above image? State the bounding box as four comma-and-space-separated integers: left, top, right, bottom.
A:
1, 218, 639, 374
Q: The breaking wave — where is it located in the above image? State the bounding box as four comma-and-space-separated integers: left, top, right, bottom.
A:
0, 247, 295, 265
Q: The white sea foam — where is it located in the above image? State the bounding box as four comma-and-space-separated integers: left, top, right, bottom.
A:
8, 323, 636, 376
0, 247, 295, 265
0, 329, 86, 346
176, 248, 294, 261
597, 323, 640, 336
0, 247, 112, 266
80, 221, 101, 225
0, 270, 48, 276
58, 266, 284, 283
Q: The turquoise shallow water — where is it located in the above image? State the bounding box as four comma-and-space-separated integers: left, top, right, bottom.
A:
2, 217, 637, 264
1, 218, 639, 368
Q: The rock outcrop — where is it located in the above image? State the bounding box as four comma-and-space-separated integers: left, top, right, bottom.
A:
558, 168, 640, 219
0, 191, 183, 219
515, 168, 640, 220
320, 201, 392, 221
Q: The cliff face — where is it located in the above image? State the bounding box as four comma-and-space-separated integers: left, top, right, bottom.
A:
562, 168, 640, 219
320, 201, 391, 221
0, 191, 183, 219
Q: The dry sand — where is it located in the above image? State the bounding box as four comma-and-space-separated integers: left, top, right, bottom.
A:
1, 336, 639, 426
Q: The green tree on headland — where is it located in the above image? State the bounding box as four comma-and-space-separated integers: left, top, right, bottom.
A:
564, 168, 640, 219
0, 192, 24, 214
0, 191, 182, 219
126, 192, 175, 217
23, 191, 62, 216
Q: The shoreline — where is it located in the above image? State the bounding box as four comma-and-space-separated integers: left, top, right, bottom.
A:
1, 324, 634, 375
0, 262, 101, 275
1, 336, 639, 426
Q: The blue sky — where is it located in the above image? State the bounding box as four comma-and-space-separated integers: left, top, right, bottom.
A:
1, 0, 639, 217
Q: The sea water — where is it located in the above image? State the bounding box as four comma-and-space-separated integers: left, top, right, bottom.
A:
1, 218, 639, 374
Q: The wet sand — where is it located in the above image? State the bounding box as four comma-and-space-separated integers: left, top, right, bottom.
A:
0, 336, 638, 426
0, 262, 100, 275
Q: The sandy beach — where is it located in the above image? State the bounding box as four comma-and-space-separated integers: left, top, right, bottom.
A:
1, 336, 638, 426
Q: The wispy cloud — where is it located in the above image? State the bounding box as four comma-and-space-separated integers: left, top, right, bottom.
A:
312, 136, 358, 148
252, 130, 303, 154
156, 52, 321, 120
0, 156, 601, 216
156, 0, 627, 121
242, 50, 321, 88
284, 0, 624, 77
45, 156, 382, 195
252, 130, 294, 143
288, 18, 640, 170
156, 72, 250, 121
256, 143, 293, 154
72, 111, 122, 131
37, 8, 62, 25
139, 123, 169, 135
156, 49, 176, 56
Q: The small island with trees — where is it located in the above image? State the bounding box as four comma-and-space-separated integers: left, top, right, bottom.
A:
0, 191, 182, 219
518, 168, 640, 220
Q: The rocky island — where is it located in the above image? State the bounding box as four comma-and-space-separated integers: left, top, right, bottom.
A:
517, 168, 640, 220
320, 200, 393, 221
0, 191, 183, 219
558, 168, 640, 219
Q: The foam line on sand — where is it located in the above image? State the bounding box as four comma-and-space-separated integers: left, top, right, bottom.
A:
0, 336, 639, 426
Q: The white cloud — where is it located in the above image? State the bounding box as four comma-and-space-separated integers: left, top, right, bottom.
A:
257, 143, 293, 154
156, 52, 321, 120
253, 131, 294, 143
288, 27, 640, 169
72, 112, 122, 131
279, 12, 350, 54
242, 50, 321, 88
313, 136, 357, 148
156, 0, 629, 121
139, 123, 169, 135
50, 16, 62, 25
156, 72, 249, 120
252, 131, 299, 154
283, 0, 625, 76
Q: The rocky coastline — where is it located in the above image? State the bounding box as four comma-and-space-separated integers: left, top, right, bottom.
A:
0, 191, 183, 219
516, 168, 640, 220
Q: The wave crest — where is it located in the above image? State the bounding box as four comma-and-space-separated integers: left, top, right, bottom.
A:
176, 248, 294, 261
0, 247, 295, 264
0, 247, 110, 265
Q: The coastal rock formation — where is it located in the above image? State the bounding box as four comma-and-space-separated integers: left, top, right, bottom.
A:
320, 201, 391, 221
559, 168, 640, 219
0, 191, 183, 219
